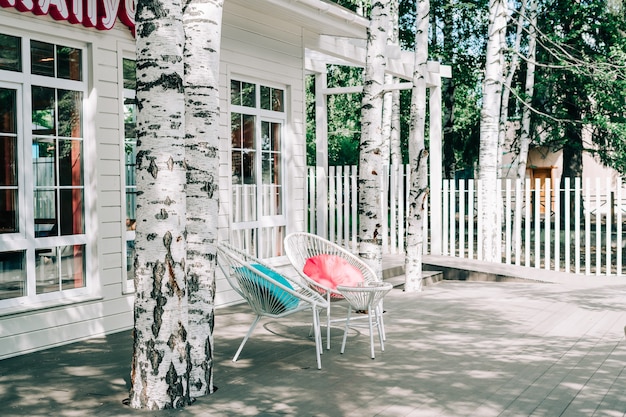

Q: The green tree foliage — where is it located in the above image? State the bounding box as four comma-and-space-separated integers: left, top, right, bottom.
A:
529, 0, 626, 177
305, 66, 363, 167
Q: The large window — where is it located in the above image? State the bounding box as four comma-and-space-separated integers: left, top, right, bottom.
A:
122, 57, 137, 285
230, 79, 285, 258
0, 33, 88, 305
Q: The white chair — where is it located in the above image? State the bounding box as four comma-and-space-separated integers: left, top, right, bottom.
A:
337, 282, 393, 359
217, 243, 328, 369
283, 232, 385, 350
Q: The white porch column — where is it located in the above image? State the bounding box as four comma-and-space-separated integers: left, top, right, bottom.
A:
315, 70, 328, 238
429, 71, 443, 255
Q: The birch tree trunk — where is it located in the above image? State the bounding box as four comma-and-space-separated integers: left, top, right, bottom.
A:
130, 0, 190, 409
516, 0, 537, 179
479, 0, 506, 262
183, 0, 223, 398
405, 0, 429, 292
498, 1, 523, 174
358, 0, 389, 278
387, 0, 402, 169
382, 0, 399, 167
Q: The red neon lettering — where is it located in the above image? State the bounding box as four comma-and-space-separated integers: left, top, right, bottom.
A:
0, 0, 136, 33
97, 0, 119, 30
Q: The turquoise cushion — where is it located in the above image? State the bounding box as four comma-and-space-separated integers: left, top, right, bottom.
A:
238, 264, 300, 313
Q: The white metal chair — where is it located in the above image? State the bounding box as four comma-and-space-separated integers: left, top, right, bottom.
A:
283, 232, 385, 350
217, 243, 328, 369
337, 282, 393, 359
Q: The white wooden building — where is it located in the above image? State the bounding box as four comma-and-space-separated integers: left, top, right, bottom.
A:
0, 0, 450, 359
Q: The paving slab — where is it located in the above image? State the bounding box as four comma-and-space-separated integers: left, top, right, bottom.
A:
1, 273, 625, 417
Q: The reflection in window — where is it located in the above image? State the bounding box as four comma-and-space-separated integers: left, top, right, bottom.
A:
0, 251, 26, 300
0, 87, 18, 234
0, 33, 87, 300
260, 86, 284, 111
231, 80, 256, 107
123, 58, 137, 283
32, 86, 55, 135
0, 34, 21, 72
35, 245, 85, 294
230, 79, 285, 258
261, 121, 282, 217
56, 47, 82, 81
31, 40, 55, 77
58, 90, 83, 137
30, 40, 82, 81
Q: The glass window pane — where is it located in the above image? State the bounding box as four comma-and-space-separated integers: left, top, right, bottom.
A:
59, 188, 84, 235
231, 183, 257, 222
242, 115, 255, 149
241, 82, 255, 107
123, 59, 136, 90
231, 113, 242, 148
56, 46, 82, 81
60, 245, 85, 290
126, 240, 135, 279
124, 98, 137, 139
272, 88, 284, 112
31, 40, 55, 77
58, 139, 83, 186
58, 90, 82, 138
260, 86, 270, 110
35, 246, 84, 294
0, 34, 22, 72
271, 122, 280, 151
36, 247, 57, 294
0, 189, 18, 234
230, 80, 241, 105
32, 86, 56, 135
0, 136, 17, 186
126, 189, 137, 230
33, 138, 56, 187
242, 152, 255, 184
261, 121, 270, 151
0, 251, 26, 300
125, 144, 137, 186
0, 88, 17, 133
232, 150, 243, 185
34, 190, 57, 237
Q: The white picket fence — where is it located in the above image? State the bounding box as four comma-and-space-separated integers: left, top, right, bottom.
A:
307, 165, 626, 276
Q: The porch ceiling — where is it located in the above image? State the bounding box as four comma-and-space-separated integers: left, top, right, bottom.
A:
225, 0, 368, 38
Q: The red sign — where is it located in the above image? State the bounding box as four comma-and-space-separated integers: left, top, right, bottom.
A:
1, 0, 135, 32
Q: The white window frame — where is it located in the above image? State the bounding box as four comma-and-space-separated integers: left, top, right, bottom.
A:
229, 78, 287, 258
0, 29, 94, 312
118, 43, 136, 294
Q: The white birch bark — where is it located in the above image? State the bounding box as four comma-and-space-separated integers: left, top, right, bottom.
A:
390, 88, 402, 168
382, 74, 393, 165
405, 0, 429, 292
183, 0, 223, 398
382, 0, 399, 167
479, 0, 507, 262
358, 0, 389, 278
130, 0, 189, 408
516, 0, 537, 179
498, 2, 523, 173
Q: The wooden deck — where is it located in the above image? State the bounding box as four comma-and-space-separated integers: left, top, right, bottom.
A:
2, 266, 625, 416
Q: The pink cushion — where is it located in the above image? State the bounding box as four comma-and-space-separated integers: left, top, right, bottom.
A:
303, 254, 364, 290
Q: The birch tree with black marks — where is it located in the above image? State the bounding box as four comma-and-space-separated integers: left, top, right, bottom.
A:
129, 0, 223, 408
130, 0, 190, 408
478, 0, 506, 262
405, 0, 429, 292
183, 0, 223, 398
358, 0, 389, 278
